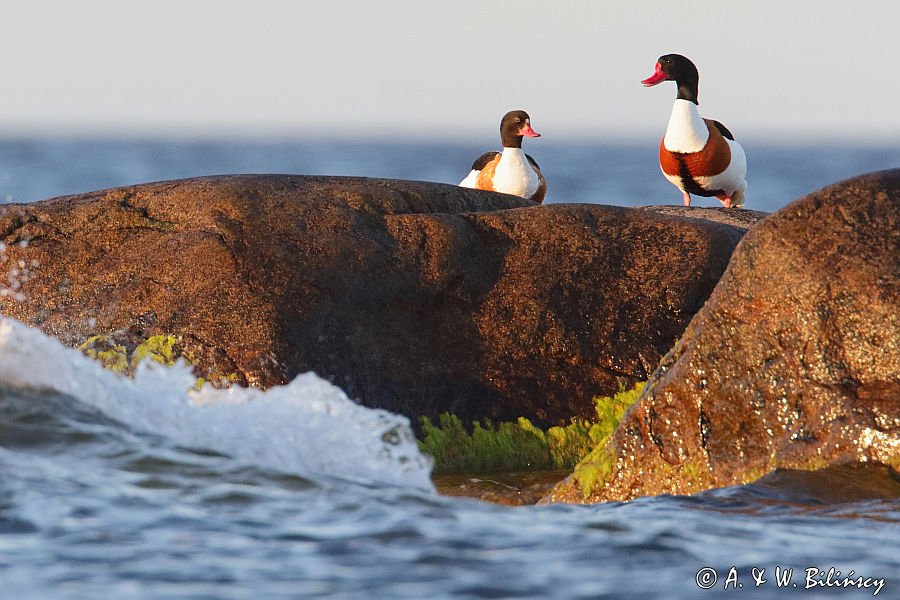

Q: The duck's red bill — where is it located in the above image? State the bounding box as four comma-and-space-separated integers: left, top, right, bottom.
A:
520, 124, 541, 137
641, 63, 668, 87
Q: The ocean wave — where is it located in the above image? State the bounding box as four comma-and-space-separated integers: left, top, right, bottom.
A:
0, 317, 434, 492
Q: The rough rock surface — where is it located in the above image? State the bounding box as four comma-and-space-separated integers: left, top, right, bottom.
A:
545, 170, 900, 503
0, 175, 763, 425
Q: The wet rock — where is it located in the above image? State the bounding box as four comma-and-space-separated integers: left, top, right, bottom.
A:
0, 175, 763, 425
433, 471, 568, 506
544, 170, 900, 503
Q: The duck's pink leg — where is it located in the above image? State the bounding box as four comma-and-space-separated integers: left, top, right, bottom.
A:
682, 191, 692, 207
716, 194, 733, 208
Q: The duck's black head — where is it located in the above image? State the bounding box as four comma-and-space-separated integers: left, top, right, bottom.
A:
642, 54, 700, 104
500, 110, 541, 148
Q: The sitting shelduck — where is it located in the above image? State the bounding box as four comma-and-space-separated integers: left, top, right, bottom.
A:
642, 54, 747, 208
459, 110, 546, 203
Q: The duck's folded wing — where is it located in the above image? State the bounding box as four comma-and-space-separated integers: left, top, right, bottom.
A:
459, 151, 500, 187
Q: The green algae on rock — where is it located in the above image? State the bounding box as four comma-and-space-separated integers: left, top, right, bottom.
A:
79, 332, 239, 388
80, 334, 186, 375
130, 334, 180, 368
544, 170, 900, 504
79, 335, 130, 373
420, 384, 644, 473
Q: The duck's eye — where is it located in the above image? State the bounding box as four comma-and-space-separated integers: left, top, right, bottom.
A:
515, 117, 522, 123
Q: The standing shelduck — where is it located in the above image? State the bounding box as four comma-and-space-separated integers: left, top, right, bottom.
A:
459, 110, 547, 203
642, 54, 747, 208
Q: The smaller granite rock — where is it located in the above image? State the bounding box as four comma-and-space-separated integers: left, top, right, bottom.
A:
545, 169, 900, 504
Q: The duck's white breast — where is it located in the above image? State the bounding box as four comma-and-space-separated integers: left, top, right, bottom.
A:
492, 148, 539, 198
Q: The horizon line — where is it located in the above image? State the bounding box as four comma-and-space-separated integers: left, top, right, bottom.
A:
0, 125, 898, 147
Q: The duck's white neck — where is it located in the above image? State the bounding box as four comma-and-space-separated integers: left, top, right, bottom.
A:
663, 99, 708, 153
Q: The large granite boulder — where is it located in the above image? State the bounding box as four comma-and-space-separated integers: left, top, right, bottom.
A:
0, 175, 763, 425
545, 170, 900, 503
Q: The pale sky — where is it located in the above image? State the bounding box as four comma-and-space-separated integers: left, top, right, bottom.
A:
2, 1, 899, 141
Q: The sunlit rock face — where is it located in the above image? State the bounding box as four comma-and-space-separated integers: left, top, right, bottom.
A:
546, 169, 900, 504
0, 175, 762, 426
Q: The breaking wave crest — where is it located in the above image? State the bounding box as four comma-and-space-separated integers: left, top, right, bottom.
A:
0, 318, 434, 492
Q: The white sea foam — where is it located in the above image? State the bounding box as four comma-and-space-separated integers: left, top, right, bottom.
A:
0, 317, 435, 492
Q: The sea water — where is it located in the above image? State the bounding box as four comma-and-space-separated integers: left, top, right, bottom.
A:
0, 138, 898, 598
0, 138, 897, 211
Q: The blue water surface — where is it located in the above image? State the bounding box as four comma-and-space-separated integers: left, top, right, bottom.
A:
1, 387, 897, 599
